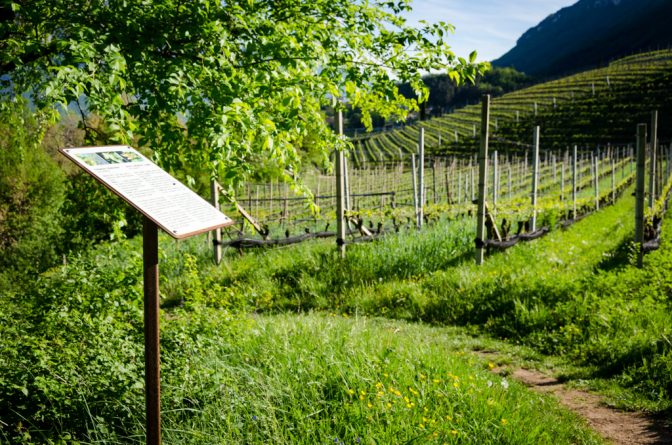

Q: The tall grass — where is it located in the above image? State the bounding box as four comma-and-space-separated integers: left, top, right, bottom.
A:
98, 314, 604, 444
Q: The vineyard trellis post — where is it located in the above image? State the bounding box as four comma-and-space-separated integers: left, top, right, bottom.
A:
432, 157, 438, 204
282, 185, 289, 226
635, 123, 647, 268
335, 110, 346, 258
457, 165, 462, 205
649, 110, 658, 208
412, 154, 419, 227
560, 162, 565, 202
593, 152, 599, 210
417, 128, 425, 229
476, 94, 490, 265
210, 181, 222, 265
611, 157, 616, 204
344, 156, 351, 216
667, 144, 672, 180
553, 154, 557, 184
471, 163, 476, 201
315, 177, 320, 209
508, 165, 512, 200
531, 126, 540, 231
573, 145, 578, 219
492, 150, 498, 207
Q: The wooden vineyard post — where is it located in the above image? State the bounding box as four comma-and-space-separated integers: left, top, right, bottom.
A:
593, 153, 599, 210
572, 145, 578, 219
492, 150, 498, 207
255, 185, 260, 216
432, 158, 438, 204
635, 124, 647, 268
611, 157, 616, 204
531, 126, 540, 231
210, 180, 222, 265
476, 94, 490, 265
508, 165, 512, 200
344, 156, 351, 215
668, 145, 672, 183
445, 165, 451, 204
457, 167, 462, 205
471, 164, 476, 201
649, 110, 658, 207
417, 128, 425, 229
282, 184, 289, 227
412, 154, 419, 228
560, 163, 565, 202
335, 110, 346, 258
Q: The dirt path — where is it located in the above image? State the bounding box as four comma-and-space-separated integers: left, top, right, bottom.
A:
478, 353, 671, 445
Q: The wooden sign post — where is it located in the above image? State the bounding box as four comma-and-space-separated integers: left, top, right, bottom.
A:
60, 146, 235, 445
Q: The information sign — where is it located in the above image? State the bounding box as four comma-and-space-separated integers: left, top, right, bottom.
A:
60, 145, 234, 238
61, 144, 235, 444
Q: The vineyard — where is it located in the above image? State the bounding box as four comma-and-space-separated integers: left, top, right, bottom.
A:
218, 51, 672, 260
3, 47, 672, 444
351, 49, 672, 164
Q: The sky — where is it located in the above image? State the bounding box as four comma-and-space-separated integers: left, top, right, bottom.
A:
402, 0, 578, 62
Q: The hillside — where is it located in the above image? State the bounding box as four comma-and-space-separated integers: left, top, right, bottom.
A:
353, 50, 672, 166
492, 0, 672, 78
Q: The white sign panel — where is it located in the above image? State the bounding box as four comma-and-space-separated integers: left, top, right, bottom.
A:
61, 145, 234, 239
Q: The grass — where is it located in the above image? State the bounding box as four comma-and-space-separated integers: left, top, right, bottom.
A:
155, 313, 604, 444
1, 257, 605, 444
4, 178, 672, 442
169, 184, 672, 413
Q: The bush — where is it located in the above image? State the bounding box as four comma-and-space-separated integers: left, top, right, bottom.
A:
0, 101, 66, 279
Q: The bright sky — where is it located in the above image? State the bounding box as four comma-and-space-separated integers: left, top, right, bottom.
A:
403, 0, 578, 62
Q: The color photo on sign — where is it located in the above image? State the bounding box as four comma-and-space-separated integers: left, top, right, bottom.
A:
61, 146, 235, 239
76, 150, 144, 166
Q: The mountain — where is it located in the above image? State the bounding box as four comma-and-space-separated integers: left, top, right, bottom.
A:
492, 0, 672, 77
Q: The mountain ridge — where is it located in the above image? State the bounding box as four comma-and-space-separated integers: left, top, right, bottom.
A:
492, 0, 672, 77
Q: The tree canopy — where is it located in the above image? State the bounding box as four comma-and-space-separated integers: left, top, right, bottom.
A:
1, 0, 486, 194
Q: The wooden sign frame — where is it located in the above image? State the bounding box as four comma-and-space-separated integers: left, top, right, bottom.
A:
60, 145, 234, 239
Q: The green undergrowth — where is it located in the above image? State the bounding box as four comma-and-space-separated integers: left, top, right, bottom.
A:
154, 188, 672, 412
4, 187, 672, 441
0, 279, 604, 445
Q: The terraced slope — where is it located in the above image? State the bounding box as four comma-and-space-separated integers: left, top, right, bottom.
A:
352, 50, 672, 166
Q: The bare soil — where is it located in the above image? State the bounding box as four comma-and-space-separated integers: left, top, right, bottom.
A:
477, 352, 671, 444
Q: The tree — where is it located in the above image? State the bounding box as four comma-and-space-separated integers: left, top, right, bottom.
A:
0, 99, 66, 277
1, 0, 486, 196
398, 66, 530, 117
